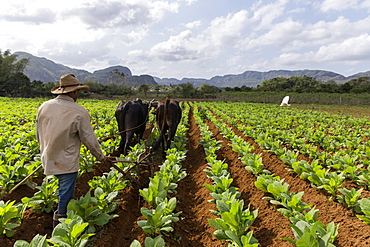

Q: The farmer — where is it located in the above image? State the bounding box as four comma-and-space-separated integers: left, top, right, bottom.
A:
36, 73, 113, 228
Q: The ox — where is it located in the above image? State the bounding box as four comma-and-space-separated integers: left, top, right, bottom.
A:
115, 99, 150, 155
152, 98, 182, 153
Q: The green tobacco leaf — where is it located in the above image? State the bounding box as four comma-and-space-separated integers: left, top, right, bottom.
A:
212, 229, 229, 241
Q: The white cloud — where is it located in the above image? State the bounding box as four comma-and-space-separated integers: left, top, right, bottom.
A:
0, 7, 56, 24
321, 0, 359, 12
244, 18, 302, 50
251, 0, 289, 30
149, 30, 201, 61
242, 14, 370, 52
317, 34, 370, 61
182, 0, 198, 6
185, 20, 202, 29
148, 9, 250, 62
207, 9, 250, 47
361, 0, 370, 8
272, 34, 370, 71
0, 0, 179, 28
120, 29, 149, 45
67, 0, 179, 29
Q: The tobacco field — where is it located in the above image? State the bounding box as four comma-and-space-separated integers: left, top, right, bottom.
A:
1, 97, 370, 246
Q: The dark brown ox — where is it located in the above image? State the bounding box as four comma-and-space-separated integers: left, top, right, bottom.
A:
115, 99, 150, 155
152, 98, 182, 153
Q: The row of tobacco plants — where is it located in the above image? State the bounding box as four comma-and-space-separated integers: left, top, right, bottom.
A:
194, 106, 260, 246
130, 104, 189, 246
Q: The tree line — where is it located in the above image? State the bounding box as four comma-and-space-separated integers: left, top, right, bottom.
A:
1, 49, 369, 100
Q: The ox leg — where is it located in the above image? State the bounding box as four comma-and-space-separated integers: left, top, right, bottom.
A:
152, 131, 164, 151
119, 132, 126, 154
124, 130, 135, 155
137, 129, 144, 144
162, 126, 169, 151
166, 124, 178, 150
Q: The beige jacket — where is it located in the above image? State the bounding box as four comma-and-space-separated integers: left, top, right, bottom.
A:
36, 95, 104, 175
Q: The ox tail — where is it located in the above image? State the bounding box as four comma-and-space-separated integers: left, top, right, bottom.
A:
122, 102, 130, 124
163, 98, 170, 131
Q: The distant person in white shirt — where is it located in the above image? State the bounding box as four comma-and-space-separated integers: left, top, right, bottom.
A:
280, 96, 291, 106
36, 73, 113, 228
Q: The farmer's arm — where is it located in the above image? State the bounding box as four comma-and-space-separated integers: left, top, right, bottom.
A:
78, 110, 105, 162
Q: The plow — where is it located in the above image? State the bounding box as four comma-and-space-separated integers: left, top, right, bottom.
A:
108, 146, 155, 188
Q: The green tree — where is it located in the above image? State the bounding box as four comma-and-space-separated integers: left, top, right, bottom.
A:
117, 86, 133, 97
175, 82, 201, 98
0, 49, 29, 96
198, 83, 220, 98
85, 80, 105, 94
259, 76, 322, 93
240, 85, 253, 92
139, 84, 150, 98
8, 72, 31, 97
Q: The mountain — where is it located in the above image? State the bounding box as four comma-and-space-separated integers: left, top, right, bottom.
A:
154, 69, 349, 88
14, 51, 89, 83
345, 71, 370, 81
14, 52, 157, 86
15, 51, 369, 88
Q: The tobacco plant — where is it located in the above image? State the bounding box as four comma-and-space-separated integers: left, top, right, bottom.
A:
0, 163, 28, 194
319, 172, 345, 197
0, 200, 25, 237
130, 235, 165, 247
357, 198, 370, 224
208, 201, 259, 246
254, 174, 281, 192
204, 158, 229, 178
14, 234, 48, 247
79, 146, 97, 176
48, 211, 95, 247
137, 197, 181, 236
336, 188, 362, 213
204, 175, 239, 201
283, 220, 338, 247
240, 153, 269, 175
21, 175, 58, 213
140, 176, 177, 208
67, 190, 118, 233
88, 168, 128, 194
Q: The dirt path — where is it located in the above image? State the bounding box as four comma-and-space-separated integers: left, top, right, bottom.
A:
171, 107, 227, 246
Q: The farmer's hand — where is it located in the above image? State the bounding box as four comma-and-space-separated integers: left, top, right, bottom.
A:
102, 156, 114, 166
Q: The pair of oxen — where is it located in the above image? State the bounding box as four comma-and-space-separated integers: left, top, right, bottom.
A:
115, 98, 182, 155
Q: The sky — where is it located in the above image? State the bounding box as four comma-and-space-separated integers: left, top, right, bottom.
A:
1, 0, 370, 79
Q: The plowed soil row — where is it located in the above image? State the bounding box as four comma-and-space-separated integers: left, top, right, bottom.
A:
1, 105, 370, 246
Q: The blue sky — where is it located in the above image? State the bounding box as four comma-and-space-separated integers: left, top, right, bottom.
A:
1, 0, 369, 79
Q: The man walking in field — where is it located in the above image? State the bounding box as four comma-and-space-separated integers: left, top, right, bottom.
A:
36, 73, 113, 228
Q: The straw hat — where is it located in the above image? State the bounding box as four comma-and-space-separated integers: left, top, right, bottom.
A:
51, 74, 89, 94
